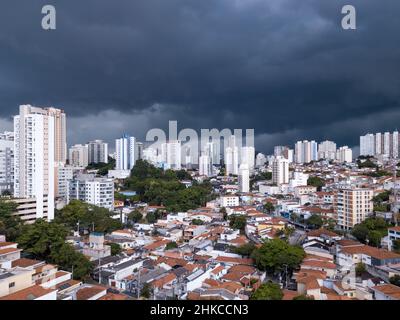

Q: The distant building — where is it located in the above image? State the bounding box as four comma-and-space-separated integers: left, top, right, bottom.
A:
68, 144, 89, 167
0, 132, 14, 194
272, 156, 289, 185
68, 174, 114, 210
238, 164, 250, 193
115, 134, 136, 170
88, 140, 108, 164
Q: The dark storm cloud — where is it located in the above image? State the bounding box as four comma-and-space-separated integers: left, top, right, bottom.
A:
0, 0, 399, 151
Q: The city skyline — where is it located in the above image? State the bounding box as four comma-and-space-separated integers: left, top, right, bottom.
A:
0, 1, 400, 153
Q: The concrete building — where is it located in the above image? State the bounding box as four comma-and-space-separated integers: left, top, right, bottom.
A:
88, 140, 108, 164
336, 146, 353, 163
238, 163, 250, 193
0, 132, 14, 194
335, 189, 373, 230
360, 134, 375, 156
295, 140, 318, 164
272, 156, 289, 186
318, 140, 337, 160
199, 153, 212, 177
241, 146, 255, 172
68, 144, 89, 167
160, 140, 181, 170
46, 107, 67, 164
255, 153, 267, 168
115, 134, 136, 170
68, 174, 114, 210
13, 105, 56, 221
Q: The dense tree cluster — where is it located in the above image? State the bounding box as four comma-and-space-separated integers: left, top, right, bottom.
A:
307, 176, 325, 191
17, 219, 92, 279
0, 200, 21, 241
351, 217, 390, 247
86, 157, 116, 176
124, 160, 215, 212
251, 239, 305, 274
55, 200, 123, 233
250, 282, 283, 300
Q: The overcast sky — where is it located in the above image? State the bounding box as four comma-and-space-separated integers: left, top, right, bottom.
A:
0, 0, 399, 154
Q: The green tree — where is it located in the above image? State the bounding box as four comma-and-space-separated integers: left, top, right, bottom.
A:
250, 282, 283, 300
307, 176, 325, 191
56, 200, 122, 233
17, 219, 68, 259
50, 243, 92, 280
293, 294, 314, 300
263, 202, 275, 214
165, 242, 178, 250
367, 230, 382, 247
229, 215, 247, 231
306, 214, 323, 229
128, 210, 143, 224
0, 199, 22, 241
232, 243, 256, 257
355, 263, 366, 277
389, 275, 400, 287
351, 224, 370, 243
191, 219, 204, 226
252, 239, 305, 274
141, 282, 153, 299
17, 219, 92, 280
392, 239, 400, 253
109, 243, 122, 256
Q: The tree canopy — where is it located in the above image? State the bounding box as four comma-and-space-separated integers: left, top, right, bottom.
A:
0, 199, 22, 241
17, 219, 92, 279
351, 217, 389, 247
55, 200, 122, 233
250, 282, 283, 300
251, 239, 305, 274
124, 160, 215, 212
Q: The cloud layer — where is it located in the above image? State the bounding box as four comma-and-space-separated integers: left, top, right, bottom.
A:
0, 1, 399, 153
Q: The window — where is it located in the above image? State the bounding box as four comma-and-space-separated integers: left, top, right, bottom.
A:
9, 282, 15, 288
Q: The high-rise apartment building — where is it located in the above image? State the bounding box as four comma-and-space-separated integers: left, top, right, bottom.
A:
68, 144, 89, 167
295, 140, 317, 164
46, 107, 67, 164
335, 188, 373, 230
199, 153, 212, 177
241, 146, 255, 172
160, 140, 182, 170
115, 135, 136, 170
238, 163, 250, 193
0, 132, 14, 194
318, 140, 337, 160
360, 131, 400, 159
360, 134, 375, 156
13, 105, 56, 221
88, 140, 108, 164
272, 156, 289, 185
336, 146, 353, 163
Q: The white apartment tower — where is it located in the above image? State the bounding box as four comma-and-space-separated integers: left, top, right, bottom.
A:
360, 134, 375, 156
115, 134, 136, 170
14, 105, 56, 221
272, 156, 289, 185
238, 163, 250, 193
161, 140, 181, 170
318, 140, 337, 160
199, 153, 212, 177
295, 140, 318, 164
336, 146, 353, 163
